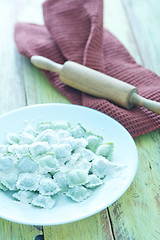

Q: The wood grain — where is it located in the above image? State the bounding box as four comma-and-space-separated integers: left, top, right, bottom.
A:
106, 0, 160, 239
21, 56, 70, 105
103, 0, 142, 65
0, 1, 26, 115
0, 220, 43, 240
0, 1, 44, 239
43, 211, 114, 240
122, 0, 160, 74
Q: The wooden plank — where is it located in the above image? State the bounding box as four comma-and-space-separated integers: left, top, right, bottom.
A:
0, 219, 43, 240
0, 1, 26, 115
108, 132, 160, 240
104, 0, 160, 239
103, 0, 142, 64
43, 211, 114, 240
0, 1, 43, 239
14, 0, 70, 105
15, 0, 44, 25
21, 56, 71, 105
122, 0, 160, 74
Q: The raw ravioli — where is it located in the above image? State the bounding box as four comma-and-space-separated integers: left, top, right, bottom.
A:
39, 177, 60, 195
31, 194, 56, 209
0, 120, 121, 209
16, 173, 40, 191
66, 169, 89, 187
66, 186, 92, 202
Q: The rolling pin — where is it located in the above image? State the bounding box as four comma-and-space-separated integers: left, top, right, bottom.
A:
30, 56, 160, 114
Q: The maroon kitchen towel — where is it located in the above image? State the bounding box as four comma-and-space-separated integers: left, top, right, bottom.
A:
14, 0, 160, 138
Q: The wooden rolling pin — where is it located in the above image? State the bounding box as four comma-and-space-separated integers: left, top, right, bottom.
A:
30, 56, 160, 114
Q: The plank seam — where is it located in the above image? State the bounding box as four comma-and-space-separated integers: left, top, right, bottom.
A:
20, 55, 29, 106
42, 226, 45, 240
107, 208, 116, 240
121, 0, 145, 67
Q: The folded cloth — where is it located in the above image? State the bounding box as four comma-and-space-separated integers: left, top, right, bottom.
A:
14, 0, 160, 138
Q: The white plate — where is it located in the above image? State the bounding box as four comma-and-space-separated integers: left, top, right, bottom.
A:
0, 103, 138, 225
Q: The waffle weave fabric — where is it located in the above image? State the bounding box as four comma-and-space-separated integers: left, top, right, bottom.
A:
14, 0, 160, 138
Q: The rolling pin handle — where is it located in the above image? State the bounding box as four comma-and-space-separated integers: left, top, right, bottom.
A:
30, 56, 63, 74
130, 93, 160, 114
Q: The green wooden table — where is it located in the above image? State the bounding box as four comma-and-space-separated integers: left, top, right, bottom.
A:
0, 0, 160, 239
